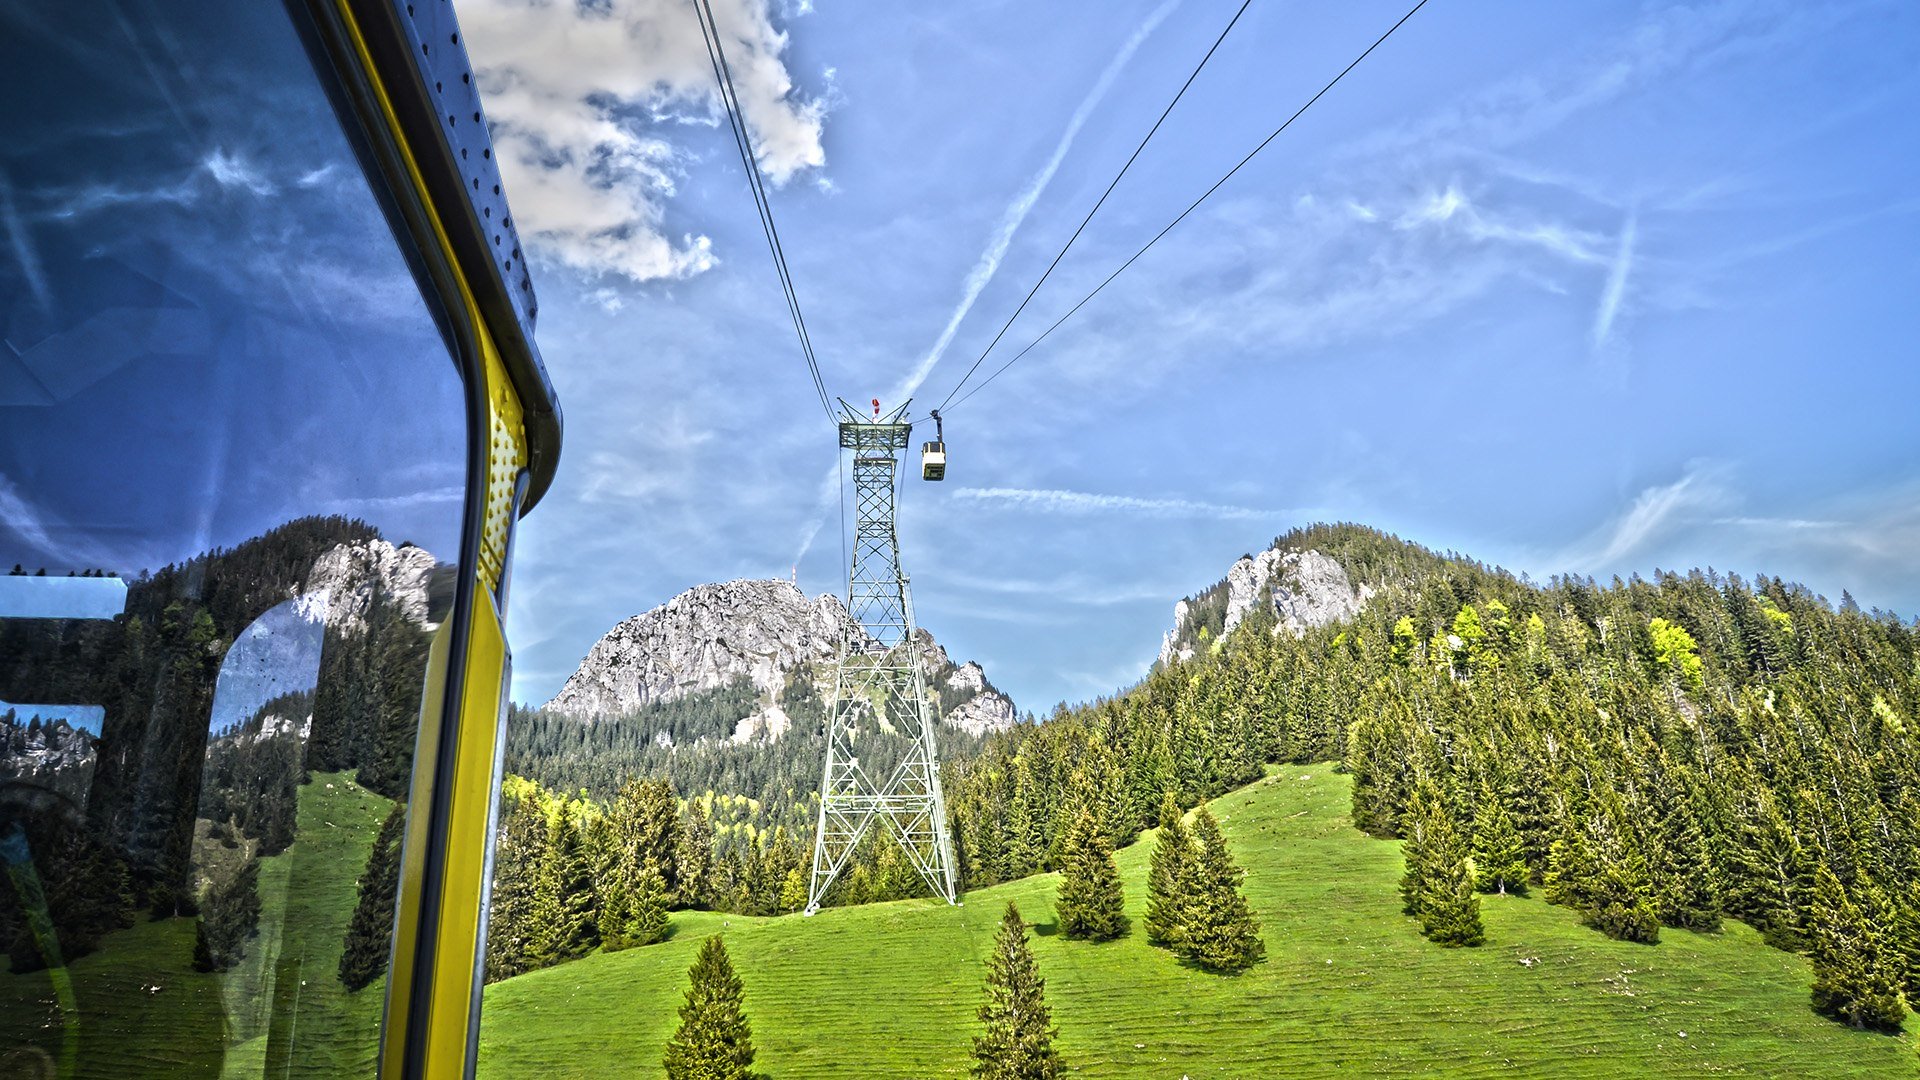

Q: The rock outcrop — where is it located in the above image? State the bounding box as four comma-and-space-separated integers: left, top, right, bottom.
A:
544, 579, 1016, 741
546, 580, 854, 717
1160, 548, 1377, 665
306, 538, 441, 630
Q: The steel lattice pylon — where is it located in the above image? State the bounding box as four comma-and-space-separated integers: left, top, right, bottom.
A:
806, 399, 958, 913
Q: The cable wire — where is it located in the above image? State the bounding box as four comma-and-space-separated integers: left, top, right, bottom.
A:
692, 0, 836, 423
944, 0, 1430, 413
935, 0, 1253, 413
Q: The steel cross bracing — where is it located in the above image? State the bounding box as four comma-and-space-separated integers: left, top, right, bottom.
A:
806, 400, 958, 913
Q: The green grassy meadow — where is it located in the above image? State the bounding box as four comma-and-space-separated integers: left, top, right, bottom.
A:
479, 763, 1919, 1078
0, 773, 390, 1078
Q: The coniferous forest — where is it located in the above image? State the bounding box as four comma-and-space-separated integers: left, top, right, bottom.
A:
944, 523, 1920, 1032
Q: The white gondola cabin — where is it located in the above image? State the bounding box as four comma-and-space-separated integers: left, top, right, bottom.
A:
921, 410, 947, 480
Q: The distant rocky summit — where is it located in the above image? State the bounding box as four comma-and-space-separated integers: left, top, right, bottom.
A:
544, 579, 1015, 742
1161, 547, 1377, 666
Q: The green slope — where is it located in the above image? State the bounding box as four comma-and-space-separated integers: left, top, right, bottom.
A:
0, 773, 390, 1078
478, 763, 1918, 1078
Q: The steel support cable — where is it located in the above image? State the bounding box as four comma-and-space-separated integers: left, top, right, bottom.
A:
692, 0, 835, 423
697, 0, 831, 420
944, 0, 1430, 413
934, 0, 1254, 414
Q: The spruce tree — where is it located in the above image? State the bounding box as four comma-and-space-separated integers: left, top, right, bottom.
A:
339, 802, 406, 990
663, 935, 763, 1080
192, 858, 261, 973
1176, 807, 1265, 972
532, 812, 600, 965
632, 864, 670, 947
1808, 867, 1906, 1032
1650, 768, 1721, 931
1413, 789, 1485, 947
1470, 784, 1528, 895
678, 798, 716, 909
972, 902, 1064, 1080
485, 795, 547, 982
1055, 810, 1126, 941
1143, 792, 1190, 948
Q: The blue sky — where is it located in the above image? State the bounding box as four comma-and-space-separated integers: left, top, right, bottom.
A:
0, 3, 469, 584
463, 0, 1920, 713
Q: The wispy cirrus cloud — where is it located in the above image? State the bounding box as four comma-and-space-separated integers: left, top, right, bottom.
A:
890, 0, 1181, 403
1551, 461, 1732, 573
952, 485, 1276, 521
1591, 207, 1636, 347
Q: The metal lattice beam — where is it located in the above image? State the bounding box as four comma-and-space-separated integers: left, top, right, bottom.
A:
807, 399, 958, 912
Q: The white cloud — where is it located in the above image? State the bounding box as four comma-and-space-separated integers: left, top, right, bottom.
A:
890, 0, 1182, 404
460, 0, 827, 284
0, 168, 49, 311
202, 149, 274, 195
1553, 462, 1732, 573
1591, 208, 1635, 347
951, 486, 1274, 521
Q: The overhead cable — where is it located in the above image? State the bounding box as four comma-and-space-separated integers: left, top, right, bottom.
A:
692, 0, 836, 423
935, 0, 1254, 414
945, 0, 1430, 413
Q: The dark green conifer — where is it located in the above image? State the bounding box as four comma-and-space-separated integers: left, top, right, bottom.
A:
1177, 807, 1265, 972
1412, 788, 1484, 947
485, 795, 547, 982
972, 903, 1064, 1080
339, 802, 406, 990
1808, 867, 1906, 1032
678, 797, 716, 909
192, 858, 261, 973
1650, 766, 1721, 931
632, 864, 670, 947
532, 812, 599, 964
662, 935, 763, 1080
1055, 810, 1126, 941
1470, 783, 1528, 895
1143, 791, 1190, 948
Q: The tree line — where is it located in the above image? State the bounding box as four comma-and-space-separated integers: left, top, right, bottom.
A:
944, 522, 1920, 1033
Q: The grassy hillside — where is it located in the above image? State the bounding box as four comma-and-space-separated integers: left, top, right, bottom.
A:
479, 763, 1918, 1078
0, 773, 390, 1077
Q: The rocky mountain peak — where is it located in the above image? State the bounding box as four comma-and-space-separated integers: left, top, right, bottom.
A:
1160, 547, 1376, 666
306, 538, 440, 631
542, 578, 1017, 740
543, 579, 855, 718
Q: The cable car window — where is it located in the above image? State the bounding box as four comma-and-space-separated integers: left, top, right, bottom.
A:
0, 3, 467, 1076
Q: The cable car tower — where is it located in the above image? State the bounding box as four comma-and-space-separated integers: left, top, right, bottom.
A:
806, 397, 958, 913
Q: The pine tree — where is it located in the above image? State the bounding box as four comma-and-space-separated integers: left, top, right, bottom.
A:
192, 858, 261, 973
678, 797, 716, 910
1055, 810, 1126, 941
1470, 783, 1528, 895
972, 903, 1064, 1080
631, 864, 670, 947
339, 802, 406, 990
485, 795, 547, 982
1143, 791, 1190, 948
1808, 867, 1906, 1032
1176, 807, 1265, 972
532, 812, 600, 965
1650, 766, 1721, 931
1412, 788, 1484, 947
663, 935, 763, 1080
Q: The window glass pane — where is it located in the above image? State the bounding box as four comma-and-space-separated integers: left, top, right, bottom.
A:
0, 4, 467, 1076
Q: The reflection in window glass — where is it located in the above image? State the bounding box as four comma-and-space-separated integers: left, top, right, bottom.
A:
0, 3, 468, 1076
